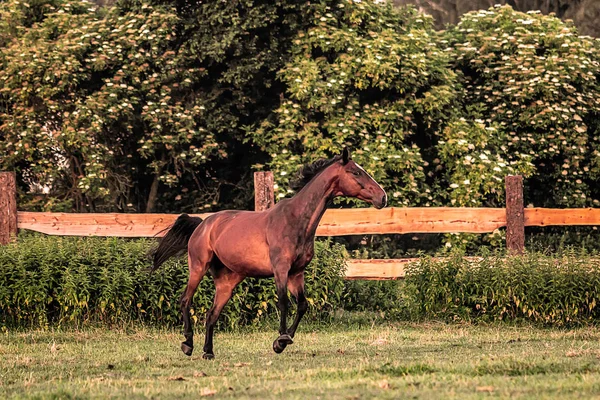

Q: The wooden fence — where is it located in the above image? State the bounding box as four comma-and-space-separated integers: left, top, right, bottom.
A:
2, 171, 600, 279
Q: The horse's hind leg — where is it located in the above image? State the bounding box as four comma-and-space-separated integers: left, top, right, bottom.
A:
180, 252, 210, 356
202, 268, 244, 360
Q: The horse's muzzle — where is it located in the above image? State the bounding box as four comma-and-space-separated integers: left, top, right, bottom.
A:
374, 193, 387, 209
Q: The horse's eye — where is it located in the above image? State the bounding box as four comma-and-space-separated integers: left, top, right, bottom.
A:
352, 171, 360, 176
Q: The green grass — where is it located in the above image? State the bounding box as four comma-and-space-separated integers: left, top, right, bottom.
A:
3, 321, 600, 399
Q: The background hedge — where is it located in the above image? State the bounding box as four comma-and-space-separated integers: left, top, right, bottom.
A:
403, 250, 600, 326
0, 234, 346, 329
3, 235, 600, 329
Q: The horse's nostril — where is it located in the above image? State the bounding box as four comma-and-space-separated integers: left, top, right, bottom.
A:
381, 194, 387, 207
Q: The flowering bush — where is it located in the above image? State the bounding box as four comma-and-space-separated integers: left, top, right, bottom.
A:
0, 0, 308, 212
442, 5, 600, 208
253, 0, 459, 206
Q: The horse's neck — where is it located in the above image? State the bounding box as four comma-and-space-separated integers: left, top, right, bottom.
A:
286, 167, 338, 241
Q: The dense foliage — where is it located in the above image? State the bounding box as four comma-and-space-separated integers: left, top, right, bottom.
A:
443, 7, 600, 208
0, 0, 308, 213
255, 3, 600, 235
3, 1, 600, 253
404, 251, 600, 325
0, 235, 346, 328
4, 234, 600, 328
254, 1, 458, 206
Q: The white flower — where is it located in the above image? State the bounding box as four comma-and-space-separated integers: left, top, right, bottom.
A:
450, 183, 459, 189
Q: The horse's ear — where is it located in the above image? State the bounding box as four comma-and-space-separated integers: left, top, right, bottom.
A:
342, 147, 351, 164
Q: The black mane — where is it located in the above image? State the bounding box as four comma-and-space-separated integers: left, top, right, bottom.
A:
290, 155, 342, 191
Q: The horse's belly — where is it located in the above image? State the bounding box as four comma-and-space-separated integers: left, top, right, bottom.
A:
214, 243, 273, 277
211, 216, 273, 277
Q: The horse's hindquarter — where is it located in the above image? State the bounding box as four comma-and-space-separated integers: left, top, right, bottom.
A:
208, 211, 274, 277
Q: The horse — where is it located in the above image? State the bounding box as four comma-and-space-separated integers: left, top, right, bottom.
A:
150, 147, 387, 359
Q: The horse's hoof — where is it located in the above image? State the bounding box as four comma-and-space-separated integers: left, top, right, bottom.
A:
202, 352, 215, 360
273, 339, 285, 354
273, 334, 294, 354
181, 342, 193, 357
278, 334, 294, 345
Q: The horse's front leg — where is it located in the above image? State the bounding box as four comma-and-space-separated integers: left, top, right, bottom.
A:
287, 272, 308, 339
272, 260, 294, 354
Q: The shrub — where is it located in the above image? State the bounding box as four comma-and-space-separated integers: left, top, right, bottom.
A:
253, 1, 458, 207
0, 234, 346, 329
404, 250, 600, 325
442, 5, 600, 209
0, 0, 309, 213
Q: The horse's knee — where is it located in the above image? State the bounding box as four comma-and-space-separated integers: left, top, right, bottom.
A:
204, 309, 217, 327
180, 296, 191, 311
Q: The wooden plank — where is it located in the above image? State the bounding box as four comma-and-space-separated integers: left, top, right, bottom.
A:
0, 172, 18, 245
345, 259, 410, 280
505, 175, 525, 254
525, 208, 600, 226
344, 257, 484, 280
20, 207, 600, 238
316, 207, 506, 236
17, 207, 507, 237
17, 212, 212, 237
254, 171, 274, 211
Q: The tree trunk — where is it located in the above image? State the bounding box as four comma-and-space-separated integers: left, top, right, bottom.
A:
146, 174, 160, 213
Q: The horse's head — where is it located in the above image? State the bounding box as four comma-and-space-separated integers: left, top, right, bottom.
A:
335, 148, 387, 209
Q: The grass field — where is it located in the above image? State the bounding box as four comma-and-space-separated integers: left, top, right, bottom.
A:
2, 321, 600, 399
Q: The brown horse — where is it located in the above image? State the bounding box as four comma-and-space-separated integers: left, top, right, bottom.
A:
151, 148, 386, 359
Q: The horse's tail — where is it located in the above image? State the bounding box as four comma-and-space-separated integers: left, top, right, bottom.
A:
150, 214, 203, 272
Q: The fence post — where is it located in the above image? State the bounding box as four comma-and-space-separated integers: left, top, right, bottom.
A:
505, 175, 524, 254
0, 172, 18, 245
254, 171, 274, 211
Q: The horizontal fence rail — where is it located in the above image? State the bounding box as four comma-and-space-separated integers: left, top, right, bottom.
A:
17, 208, 600, 238
16, 208, 507, 237
344, 257, 485, 280
3, 172, 600, 280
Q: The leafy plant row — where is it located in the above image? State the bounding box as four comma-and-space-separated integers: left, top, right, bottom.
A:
4, 235, 600, 329
0, 235, 346, 329
404, 251, 600, 325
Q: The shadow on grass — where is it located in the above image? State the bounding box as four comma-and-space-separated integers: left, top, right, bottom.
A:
475, 360, 598, 376
316, 362, 436, 380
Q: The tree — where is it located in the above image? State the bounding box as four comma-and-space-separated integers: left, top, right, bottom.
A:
253, 0, 459, 207
442, 5, 600, 208
0, 0, 309, 212
393, 0, 600, 38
